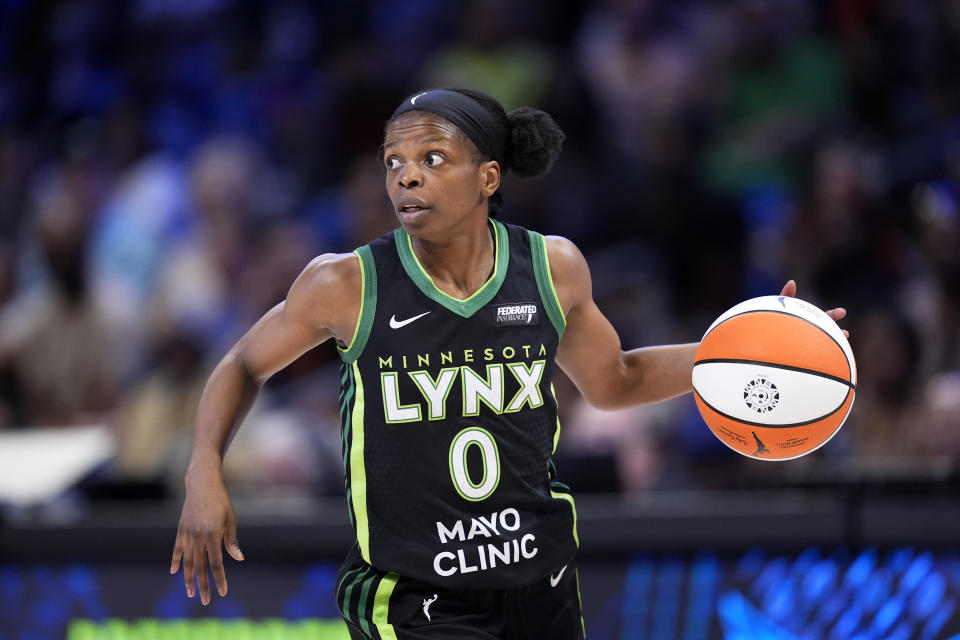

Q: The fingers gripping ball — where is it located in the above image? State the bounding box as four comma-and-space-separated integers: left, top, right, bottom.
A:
692, 296, 856, 460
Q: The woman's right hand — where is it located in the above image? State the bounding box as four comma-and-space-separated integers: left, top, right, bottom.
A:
170, 465, 244, 605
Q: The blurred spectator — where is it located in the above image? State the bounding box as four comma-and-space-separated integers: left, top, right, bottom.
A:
703, 1, 845, 194
845, 309, 922, 457
149, 136, 259, 354
577, 0, 709, 169
421, 0, 555, 110
917, 370, 960, 458
0, 184, 119, 427
89, 154, 188, 377
114, 325, 205, 480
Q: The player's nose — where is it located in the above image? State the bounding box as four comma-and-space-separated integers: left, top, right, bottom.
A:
398, 163, 422, 188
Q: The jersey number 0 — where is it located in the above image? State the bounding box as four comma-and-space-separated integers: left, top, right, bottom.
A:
448, 427, 501, 501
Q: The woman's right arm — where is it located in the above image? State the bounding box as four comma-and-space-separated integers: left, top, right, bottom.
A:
169, 252, 361, 605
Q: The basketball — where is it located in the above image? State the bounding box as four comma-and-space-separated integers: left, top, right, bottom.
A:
692, 295, 857, 460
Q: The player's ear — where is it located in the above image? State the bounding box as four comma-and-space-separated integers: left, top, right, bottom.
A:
480, 160, 500, 198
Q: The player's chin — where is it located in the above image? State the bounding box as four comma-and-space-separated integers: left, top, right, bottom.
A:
396, 207, 432, 229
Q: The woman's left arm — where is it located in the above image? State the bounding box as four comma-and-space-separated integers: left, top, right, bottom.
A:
547, 236, 847, 411
548, 235, 697, 410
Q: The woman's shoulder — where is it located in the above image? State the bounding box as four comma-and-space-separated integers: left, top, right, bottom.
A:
541, 234, 591, 316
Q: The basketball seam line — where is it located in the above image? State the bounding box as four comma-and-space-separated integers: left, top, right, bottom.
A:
693, 387, 853, 430
707, 308, 853, 381
693, 358, 857, 390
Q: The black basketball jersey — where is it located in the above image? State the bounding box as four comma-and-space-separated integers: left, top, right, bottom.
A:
336, 219, 578, 589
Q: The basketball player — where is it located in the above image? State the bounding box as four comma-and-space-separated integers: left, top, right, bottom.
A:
170, 88, 847, 639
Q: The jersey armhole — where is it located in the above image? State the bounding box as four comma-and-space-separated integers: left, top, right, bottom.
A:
528, 230, 566, 340
338, 245, 377, 363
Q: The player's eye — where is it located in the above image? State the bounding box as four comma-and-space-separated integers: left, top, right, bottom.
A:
424, 153, 445, 167
385, 157, 402, 170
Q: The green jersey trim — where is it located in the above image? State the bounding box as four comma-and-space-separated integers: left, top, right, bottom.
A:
338, 245, 377, 363
550, 484, 579, 547
339, 364, 356, 528
575, 567, 586, 638
349, 361, 371, 563
356, 572, 376, 636
340, 565, 373, 636
394, 219, 509, 318
373, 572, 400, 639
528, 230, 566, 340
550, 382, 562, 454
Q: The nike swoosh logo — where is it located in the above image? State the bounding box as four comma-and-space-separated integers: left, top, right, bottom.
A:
411, 91, 428, 105
549, 565, 567, 587
389, 311, 431, 329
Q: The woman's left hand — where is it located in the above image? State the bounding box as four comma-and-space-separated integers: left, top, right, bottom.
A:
780, 279, 849, 338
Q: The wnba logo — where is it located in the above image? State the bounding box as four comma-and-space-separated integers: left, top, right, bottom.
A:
744, 376, 779, 413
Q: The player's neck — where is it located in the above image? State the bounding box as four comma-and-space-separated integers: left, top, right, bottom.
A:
410, 217, 496, 300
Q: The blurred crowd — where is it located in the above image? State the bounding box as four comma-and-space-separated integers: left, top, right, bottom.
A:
0, 0, 959, 498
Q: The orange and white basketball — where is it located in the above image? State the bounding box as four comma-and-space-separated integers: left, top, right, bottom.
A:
692, 295, 856, 460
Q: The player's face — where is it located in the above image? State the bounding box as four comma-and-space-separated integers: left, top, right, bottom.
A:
382, 112, 498, 238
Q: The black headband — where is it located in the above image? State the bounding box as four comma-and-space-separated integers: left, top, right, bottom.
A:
391, 89, 505, 165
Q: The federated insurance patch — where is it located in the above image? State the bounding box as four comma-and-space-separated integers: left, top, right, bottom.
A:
495, 303, 539, 327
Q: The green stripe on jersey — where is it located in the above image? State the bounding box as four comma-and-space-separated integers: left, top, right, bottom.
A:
372, 572, 400, 640
349, 361, 371, 562
575, 567, 586, 638
337, 566, 365, 625
339, 245, 377, 363
340, 364, 355, 459
550, 485, 579, 547
356, 572, 376, 636
340, 364, 356, 528
528, 230, 565, 340
550, 382, 561, 454
394, 219, 509, 318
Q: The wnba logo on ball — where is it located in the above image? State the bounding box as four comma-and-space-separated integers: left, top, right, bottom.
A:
743, 376, 779, 413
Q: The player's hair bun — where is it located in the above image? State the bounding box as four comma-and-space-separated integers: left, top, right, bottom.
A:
506, 107, 565, 179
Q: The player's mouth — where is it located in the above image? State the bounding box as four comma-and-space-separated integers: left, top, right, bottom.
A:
397, 199, 431, 222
